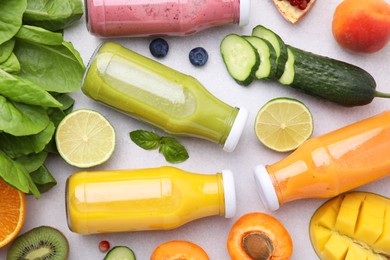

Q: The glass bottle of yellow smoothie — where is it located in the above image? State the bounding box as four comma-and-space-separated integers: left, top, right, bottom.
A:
82, 42, 248, 152
65, 166, 236, 234
254, 111, 390, 211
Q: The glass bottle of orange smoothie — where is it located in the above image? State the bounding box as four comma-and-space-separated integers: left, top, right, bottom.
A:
254, 111, 390, 211
82, 42, 248, 152
65, 166, 236, 234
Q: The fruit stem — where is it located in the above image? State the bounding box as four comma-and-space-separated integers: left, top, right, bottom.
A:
375, 91, 390, 99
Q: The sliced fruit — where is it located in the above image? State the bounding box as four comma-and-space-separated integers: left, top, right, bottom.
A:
55, 109, 116, 168
273, 0, 317, 24
254, 97, 313, 152
252, 25, 288, 79
104, 246, 136, 260
6, 226, 69, 260
0, 178, 26, 248
243, 36, 278, 79
227, 212, 293, 260
151, 240, 209, 260
220, 34, 259, 86
310, 192, 390, 259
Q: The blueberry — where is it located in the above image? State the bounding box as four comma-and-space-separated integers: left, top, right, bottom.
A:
149, 38, 169, 58
189, 47, 208, 66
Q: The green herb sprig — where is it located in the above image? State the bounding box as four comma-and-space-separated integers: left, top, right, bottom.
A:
130, 130, 189, 164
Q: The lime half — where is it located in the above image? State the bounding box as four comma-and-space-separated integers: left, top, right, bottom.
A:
56, 109, 116, 168
255, 97, 313, 152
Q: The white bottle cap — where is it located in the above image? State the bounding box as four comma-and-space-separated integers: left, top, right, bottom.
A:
239, 0, 251, 26
253, 165, 280, 211
221, 169, 236, 218
223, 107, 248, 152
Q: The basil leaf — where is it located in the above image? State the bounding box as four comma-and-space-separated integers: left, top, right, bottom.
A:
0, 122, 55, 158
0, 150, 40, 198
0, 39, 16, 63
0, 53, 20, 74
53, 93, 75, 111
30, 165, 57, 193
15, 25, 63, 45
14, 39, 85, 93
23, 0, 84, 31
15, 151, 48, 173
0, 97, 50, 136
0, 0, 27, 45
159, 136, 189, 163
130, 130, 161, 150
0, 70, 62, 107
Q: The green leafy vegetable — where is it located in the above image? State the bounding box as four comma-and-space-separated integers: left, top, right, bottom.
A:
15, 25, 63, 45
0, 39, 16, 63
0, 0, 83, 197
130, 130, 189, 163
0, 150, 40, 198
14, 35, 85, 93
0, 53, 20, 74
0, 70, 62, 107
159, 137, 189, 163
0, 97, 50, 136
0, 0, 27, 45
130, 130, 161, 150
23, 0, 84, 31
30, 165, 57, 193
0, 122, 55, 158
15, 151, 48, 172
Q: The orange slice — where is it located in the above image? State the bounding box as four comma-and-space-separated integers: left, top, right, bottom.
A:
0, 178, 26, 248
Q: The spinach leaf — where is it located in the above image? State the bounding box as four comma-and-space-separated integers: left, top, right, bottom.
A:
0, 53, 20, 74
0, 96, 50, 136
0, 0, 27, 45
15, 25, 63, 45
23, 0, 83, 31
30, 165, 57, 193
15, 151, 48, 172
14, 39, 85, 93
0, 39, 16, 63
0, 122, 55, 158
0, 150, 40, 198
0, 69, 62, 107
54, 93, 75, 111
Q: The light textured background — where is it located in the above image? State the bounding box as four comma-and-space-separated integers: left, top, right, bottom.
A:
2, 0, 390, 259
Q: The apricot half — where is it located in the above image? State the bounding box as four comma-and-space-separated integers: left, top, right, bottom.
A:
227, 212, 293, 260
309, 192, 390, 260
332, 0, 390, 53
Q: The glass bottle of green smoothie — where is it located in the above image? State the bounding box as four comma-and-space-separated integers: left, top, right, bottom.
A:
82, 42, 248, 152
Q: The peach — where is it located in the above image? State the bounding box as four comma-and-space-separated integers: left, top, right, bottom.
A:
332, 0, 390, 53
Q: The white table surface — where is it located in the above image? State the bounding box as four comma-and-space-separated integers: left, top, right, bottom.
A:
2, 0, 390, 259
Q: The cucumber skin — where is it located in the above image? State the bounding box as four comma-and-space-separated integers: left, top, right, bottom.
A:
287, 46, 376, 106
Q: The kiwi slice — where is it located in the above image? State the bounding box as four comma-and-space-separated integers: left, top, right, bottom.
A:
7, 226, 69, 260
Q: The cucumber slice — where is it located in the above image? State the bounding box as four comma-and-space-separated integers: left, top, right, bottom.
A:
104, 246, 136, 260
243, 36, 277, 79
252, 25, 288, 79
278, 48, 295, 85
220, 34, 259, 86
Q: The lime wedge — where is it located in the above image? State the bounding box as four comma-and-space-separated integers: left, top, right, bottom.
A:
55, 109, 116, 168
254, 97, 313, 152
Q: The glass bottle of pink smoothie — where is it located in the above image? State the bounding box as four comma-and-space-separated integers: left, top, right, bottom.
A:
85, 0, 251, 37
